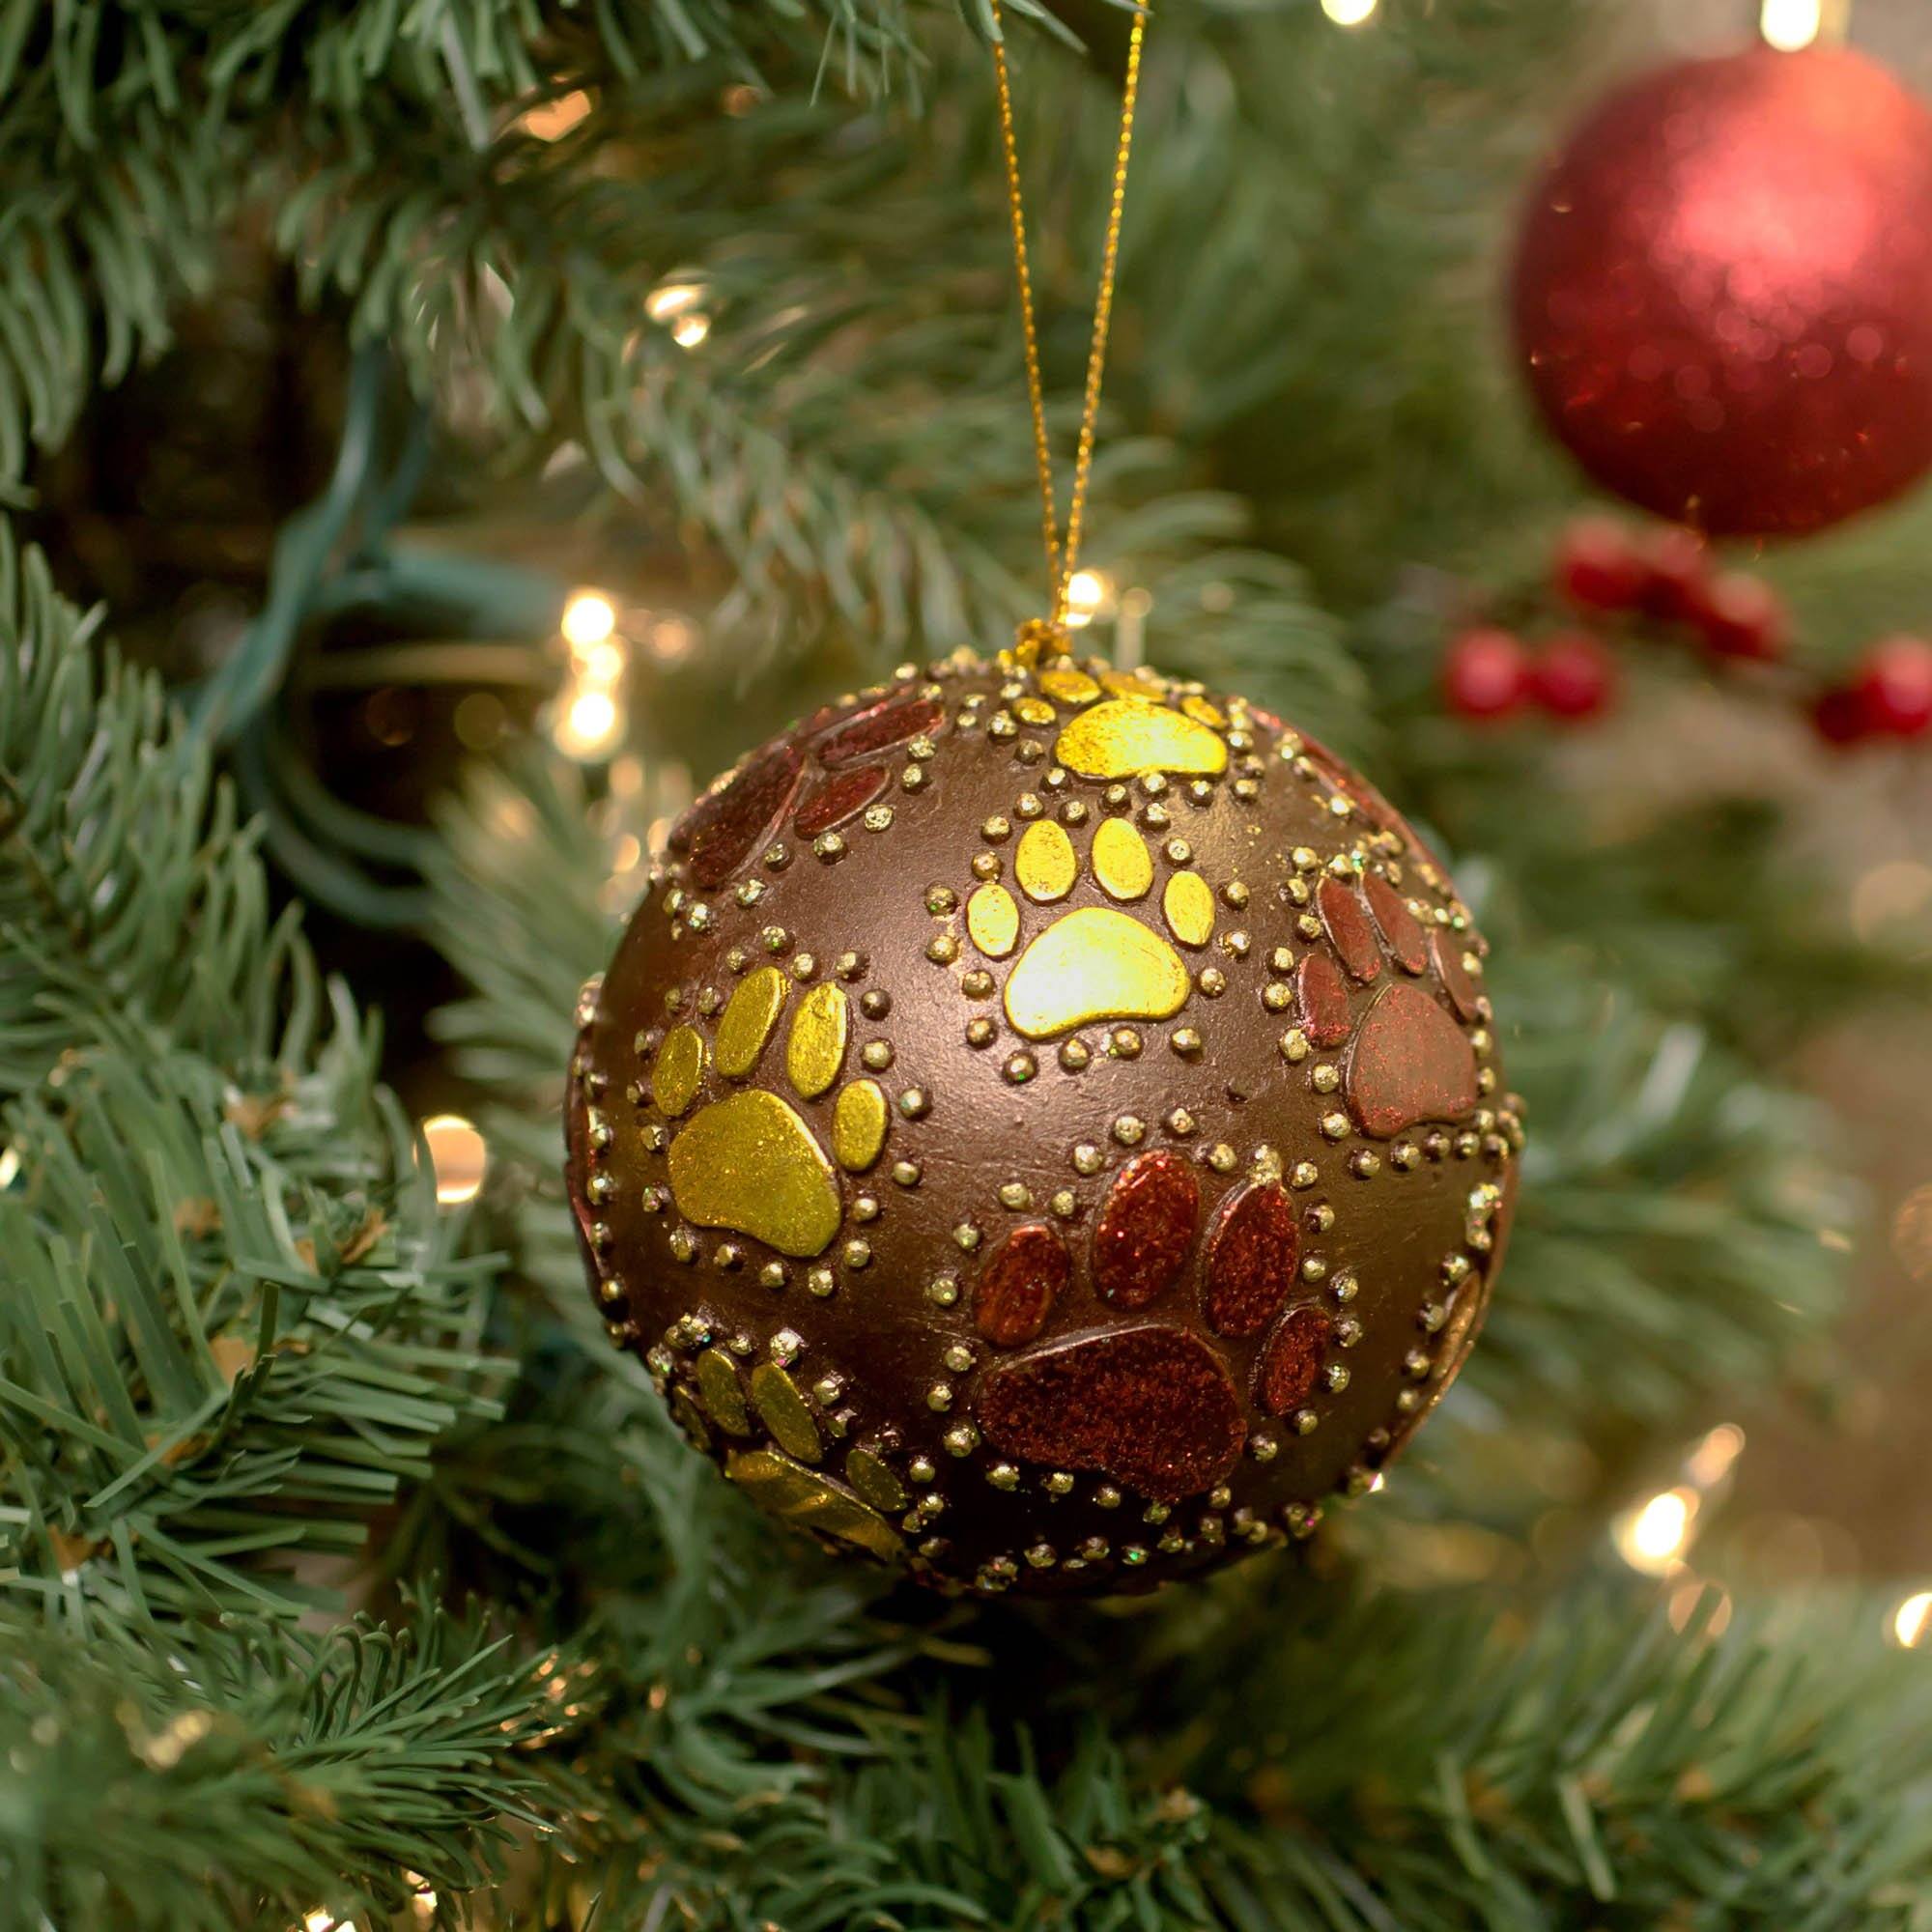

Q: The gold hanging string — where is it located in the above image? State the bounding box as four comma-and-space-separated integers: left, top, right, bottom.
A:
990, 0, 1149, 655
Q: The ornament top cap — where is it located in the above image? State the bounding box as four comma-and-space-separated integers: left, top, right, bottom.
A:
1007, 616, 1072, 669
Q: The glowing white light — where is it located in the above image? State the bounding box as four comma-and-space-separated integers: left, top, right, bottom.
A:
1321, 0, 1378, 23
1892, 1590, 1932, 1648
0, 1145, 17, 1188
577, 638, 627, 688
1685, 1423, 1746, 1490
561, 590, 616, 651
554, 687, 624, 761
646, 281, 706, 323
1760, 0, 1823, 50
671, 312, 712, 350
420, 1114, 488, 1206
1064, 569, 1111, 630
1616, 1488, 1696, 1575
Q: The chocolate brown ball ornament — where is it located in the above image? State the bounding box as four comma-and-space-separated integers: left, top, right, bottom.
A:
564, 651, 1520, 1596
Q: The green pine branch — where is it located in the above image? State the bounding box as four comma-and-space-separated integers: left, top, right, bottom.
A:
0, 545, 505, 1623
0, 1599, 553, 1932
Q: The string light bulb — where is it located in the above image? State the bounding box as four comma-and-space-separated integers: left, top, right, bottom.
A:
420, 1114, 488, 1206
554, 587, 631, 760
561, 590, 616, 652
1063, 569, 1113, 629
1891, 1590, 1932, 1648
645, 280, 705, 323
1614, 1487, 1697, 1575
554, 687, 625, 761
1321, 0, 1378, 24
1760, 0, 1825, 49
670, 311, 711, 350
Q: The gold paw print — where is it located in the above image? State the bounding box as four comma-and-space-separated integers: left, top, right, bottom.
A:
939, 811, 1223, 1052
649, 967, 889, 1258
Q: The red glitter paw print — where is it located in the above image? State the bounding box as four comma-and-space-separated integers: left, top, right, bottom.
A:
668, 690, 945, 888
964, 864, 1489, 1507
969, 1156, 1333, 1503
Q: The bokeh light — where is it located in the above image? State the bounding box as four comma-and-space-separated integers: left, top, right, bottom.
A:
1760, 0, 1824, 51
1616, 1487, 1696, 1575
420, 1114, 488, 1206
1891, 1590, 1932, 1648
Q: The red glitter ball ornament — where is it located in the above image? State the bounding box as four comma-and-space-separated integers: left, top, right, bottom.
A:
1512, 45, 1932, 538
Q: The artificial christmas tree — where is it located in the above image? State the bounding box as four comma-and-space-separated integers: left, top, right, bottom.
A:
6, 2, 1932, 1928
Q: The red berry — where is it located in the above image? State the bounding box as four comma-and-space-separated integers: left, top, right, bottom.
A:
1812, 686, 1877, 747
1554, 517, 1646, 611
1530, 632, 1618, 721
1853, 636, 1932, 738
1639, 526, 1710, 624
1694, 572, 1787, 662
1442, 628, 1531, 720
